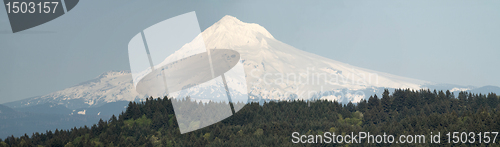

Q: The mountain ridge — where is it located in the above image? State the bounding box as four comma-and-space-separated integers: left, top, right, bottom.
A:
4, 15, 498, 109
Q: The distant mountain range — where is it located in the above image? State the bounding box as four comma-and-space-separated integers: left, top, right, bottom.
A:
5, 70, 140, 110
2, 15, 499, 138
6, 15, 499, 109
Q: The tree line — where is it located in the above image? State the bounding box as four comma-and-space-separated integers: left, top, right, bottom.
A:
1, 89, 499, 146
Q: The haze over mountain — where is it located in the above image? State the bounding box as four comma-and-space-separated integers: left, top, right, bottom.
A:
3, 15, 498, 110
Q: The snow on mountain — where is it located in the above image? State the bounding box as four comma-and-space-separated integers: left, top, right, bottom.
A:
77, 110, 86, 115
5, 71, 142, 109
199, 15, 430, 102
7, 15, 437, 109
202, 15, 275, 49
161, 15, 432, 102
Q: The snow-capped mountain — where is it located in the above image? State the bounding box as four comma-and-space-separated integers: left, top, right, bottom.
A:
150, 15, 432, 103
5, 71, 141, 109
199, 15, 431, 102
4, 15, 498, 110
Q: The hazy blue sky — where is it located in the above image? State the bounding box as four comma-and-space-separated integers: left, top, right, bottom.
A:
1, 0, 499, 104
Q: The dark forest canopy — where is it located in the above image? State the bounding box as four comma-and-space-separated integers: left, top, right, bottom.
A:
1, 89, 499, 147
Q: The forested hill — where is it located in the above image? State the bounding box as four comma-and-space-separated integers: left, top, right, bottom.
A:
1, 89, 499, 146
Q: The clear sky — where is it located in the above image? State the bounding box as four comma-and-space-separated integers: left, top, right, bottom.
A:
0, 0, 499, 104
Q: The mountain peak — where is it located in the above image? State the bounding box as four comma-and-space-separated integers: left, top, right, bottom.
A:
217, 15, 244, 25
201, 15, 275, 49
